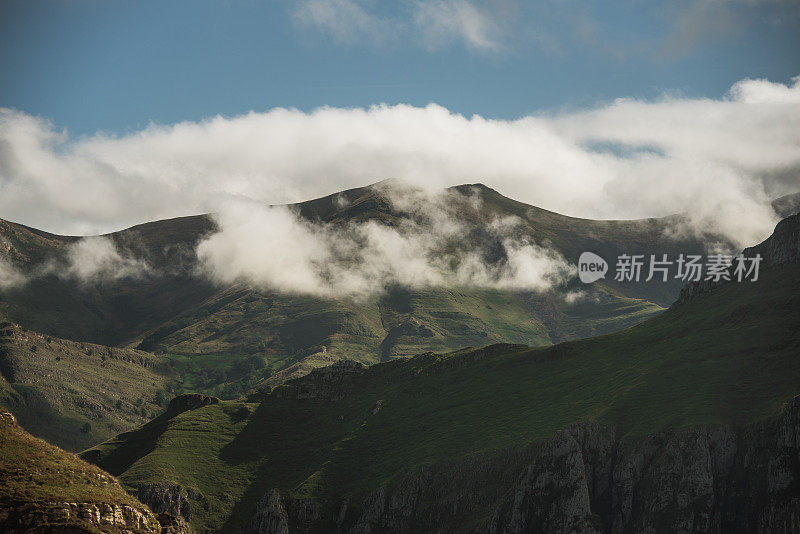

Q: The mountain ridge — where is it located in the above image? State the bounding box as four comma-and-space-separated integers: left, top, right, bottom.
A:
0, 183, 786, 452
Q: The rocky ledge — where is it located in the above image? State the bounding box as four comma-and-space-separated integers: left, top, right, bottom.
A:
0, 500, 191, 534
0, 501, 162, 533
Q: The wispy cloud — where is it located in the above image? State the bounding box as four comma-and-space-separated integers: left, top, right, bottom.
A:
0, 257, 26, 290
289, 0, 799, 60
657, 0, 800, 59
196, 186, 572, 297
413, 0, 505, 51
43, 237, 150, 285
291, 0, 509, 52
657, 0, 743, 60
292, 0, 396, 45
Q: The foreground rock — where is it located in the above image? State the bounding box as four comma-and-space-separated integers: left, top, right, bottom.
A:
0, 501, 162, 533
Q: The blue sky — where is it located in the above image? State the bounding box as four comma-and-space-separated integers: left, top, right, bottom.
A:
1, 0, 798, 135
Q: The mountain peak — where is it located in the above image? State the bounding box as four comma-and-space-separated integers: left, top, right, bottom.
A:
772, 191, 800, 219
744, 211, 800, 266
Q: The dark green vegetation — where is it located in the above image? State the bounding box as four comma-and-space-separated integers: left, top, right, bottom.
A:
0, 322, 172, 451
0, 323, 276, 451
0, 184, 715, 361
82, 251, 800, 532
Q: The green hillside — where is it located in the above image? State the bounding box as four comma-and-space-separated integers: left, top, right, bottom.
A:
0, 322, 172, 451
82, 258, 800, 532
0, 323, 273, 451
0, 183, 680, 407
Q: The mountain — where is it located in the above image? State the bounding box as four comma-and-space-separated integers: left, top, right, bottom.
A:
81, 213, 800, 533
0, 323, 172, 451
0, 407, 190, 533
0, 321, 275, 452
0, 184, 715, 384
0, 182, 734, 450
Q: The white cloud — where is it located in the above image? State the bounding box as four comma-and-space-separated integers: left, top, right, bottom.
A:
292, 0, 395, 45
0, 74, 798, 252
0, 257, 26, 290
729, 75, 800, 104
413, 1, 503, 51
196, 188, 572, 297
291, 0, 507, 51
52, 237, 150, 284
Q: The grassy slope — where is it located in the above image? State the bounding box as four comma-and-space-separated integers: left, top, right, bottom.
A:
0, 322, 275, 451
0, 324, 174, 451
137, 282, 662, 384
0, 183, 708, 453
84, 264, 800, 532
0, 411, 144, 509
0, 215, 219, 347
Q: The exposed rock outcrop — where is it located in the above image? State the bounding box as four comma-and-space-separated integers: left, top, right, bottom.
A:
0, 501, 162, 533
138, 483, 194, 520
0, 500, 191, 534
743, 212, 800, 267
0, 408, 16, 427
241, 489, 289, 534
677, 212, 800, 304
0, 407, 190, 534
156, 512, 193, 534
245, 396, 800, 533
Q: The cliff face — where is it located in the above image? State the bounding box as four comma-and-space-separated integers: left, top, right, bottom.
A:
677, 212, 800, 304
244, 396, 800, 534
743, 212, 800, 267
0, 501, 162, 534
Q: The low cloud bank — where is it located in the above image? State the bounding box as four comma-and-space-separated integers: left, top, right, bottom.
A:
0, 236, 150, 290
0, 75, 798, 249
59, 237, 150, 284
31, 237, 151, 286
197, 188, 572, 297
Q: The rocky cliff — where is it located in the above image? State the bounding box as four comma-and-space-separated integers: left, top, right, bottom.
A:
677, 212, 800, 304
743, 212, 800, 267
0, 501, 163, 534
243, 396, 800, 533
